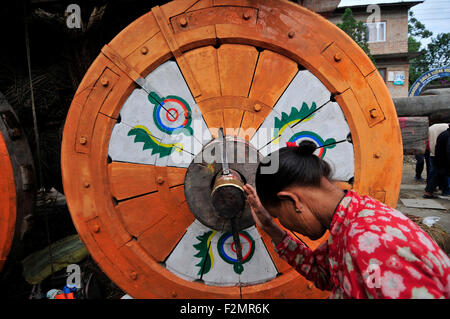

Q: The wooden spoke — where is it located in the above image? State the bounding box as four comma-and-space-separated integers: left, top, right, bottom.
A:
137, 200, 195, 262
218, 44, 259, 97
108, 162, 186, 200
184, 46, 221, 102
248, 50, 298, 108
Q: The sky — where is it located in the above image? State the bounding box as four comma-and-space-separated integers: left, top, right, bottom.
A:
410, 0, 450, 47
339, 0, 450, 48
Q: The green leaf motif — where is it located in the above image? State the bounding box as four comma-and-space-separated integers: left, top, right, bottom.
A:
127, 126, 183, 158
273, 102, 317, 141
193, 231, 216, 276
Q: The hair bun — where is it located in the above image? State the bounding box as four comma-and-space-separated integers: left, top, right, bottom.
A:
295, 140, 317, 156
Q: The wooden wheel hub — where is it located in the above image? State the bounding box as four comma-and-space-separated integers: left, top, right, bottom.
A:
62, 0, 402, 298
211, 169, 246, 220
185, 136, 257, 231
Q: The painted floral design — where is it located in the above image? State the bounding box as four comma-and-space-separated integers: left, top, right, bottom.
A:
417, 231, 435, 251
381, 271, 406, 298
357, 232, 381, 253
385, 226, 407, 241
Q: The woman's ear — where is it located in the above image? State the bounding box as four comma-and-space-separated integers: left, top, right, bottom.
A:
277, 191, 302, 213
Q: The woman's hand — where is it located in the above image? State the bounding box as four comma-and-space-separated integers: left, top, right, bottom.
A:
243, 184, 287, 244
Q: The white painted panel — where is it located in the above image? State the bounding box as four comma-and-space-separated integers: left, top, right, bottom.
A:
165, 220, 277, 286
108, 121, 158, 165
276, 102, 354, 181
251, 70, 354, 181
155, 117, 210, 168
250, 70, 327, 151
165, 220, 209, 282
108, 60, 212, 167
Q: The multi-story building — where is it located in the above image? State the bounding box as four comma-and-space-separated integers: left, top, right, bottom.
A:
328, 0, 424, 97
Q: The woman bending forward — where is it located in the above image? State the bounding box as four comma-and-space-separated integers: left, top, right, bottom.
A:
243, 141, 450, 299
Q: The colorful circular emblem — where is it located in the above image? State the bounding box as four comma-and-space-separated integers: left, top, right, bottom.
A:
217, 231, 255, 274
288, 131, 336, 158
148, 92, 193, 136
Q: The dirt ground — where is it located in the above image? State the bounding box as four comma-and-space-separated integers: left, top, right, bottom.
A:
398, 155, 450, 234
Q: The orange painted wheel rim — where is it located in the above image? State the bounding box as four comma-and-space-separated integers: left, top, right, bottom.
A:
0, 131, 17, 272
62, 0, 403, 298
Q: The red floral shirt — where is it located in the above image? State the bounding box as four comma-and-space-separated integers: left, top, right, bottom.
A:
274, 190, 450, 299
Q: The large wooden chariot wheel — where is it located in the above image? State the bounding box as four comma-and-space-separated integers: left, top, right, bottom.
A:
0, 92, 35, 272
62, 0, 403, 298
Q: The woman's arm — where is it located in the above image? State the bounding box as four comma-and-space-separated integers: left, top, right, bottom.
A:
244, 184, 332, 291
274, 233, 332, 291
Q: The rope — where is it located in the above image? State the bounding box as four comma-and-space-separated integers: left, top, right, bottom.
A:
24, 2, 44, 188
23, 2, 55, 280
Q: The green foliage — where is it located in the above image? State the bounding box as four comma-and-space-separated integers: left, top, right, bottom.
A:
427, 33, 450, 70
408, 11, 433, 39
408, 11, 449, 88
337, 8, 374, 63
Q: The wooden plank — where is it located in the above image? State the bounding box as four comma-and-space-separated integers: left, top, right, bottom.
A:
175, 26, 218, 53
171, 6, 258, 34
76, 68, 119, 154
117, 192, 168, 237
197, 97, 271, 141
169, 185, 187, 208
302, 0, 340, 13
160, 0, 202, 18
238, 111, 262, 141
108, 162, 158, 200
108, 12, 161, 59
241, 269, 330, 299
398, 117, 429, 155
223, 108, 244, 136
218, 44, 259, 97
137, 202, 195, 262
322, 43, 385, 128
183, 46, 221, 102
167, 167, 188, 187
187, 0, 213, 12
248, 50, 298, 107
124, 32, 172, 79
152, 5, 201, 98
109, 162, 187, 201
202, 110, 224, 138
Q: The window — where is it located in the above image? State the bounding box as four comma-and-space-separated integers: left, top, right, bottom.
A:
365, 22, 386, 43
378, 68, 387, 82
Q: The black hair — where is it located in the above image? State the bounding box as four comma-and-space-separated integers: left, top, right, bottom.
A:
255, 140, 332, 207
